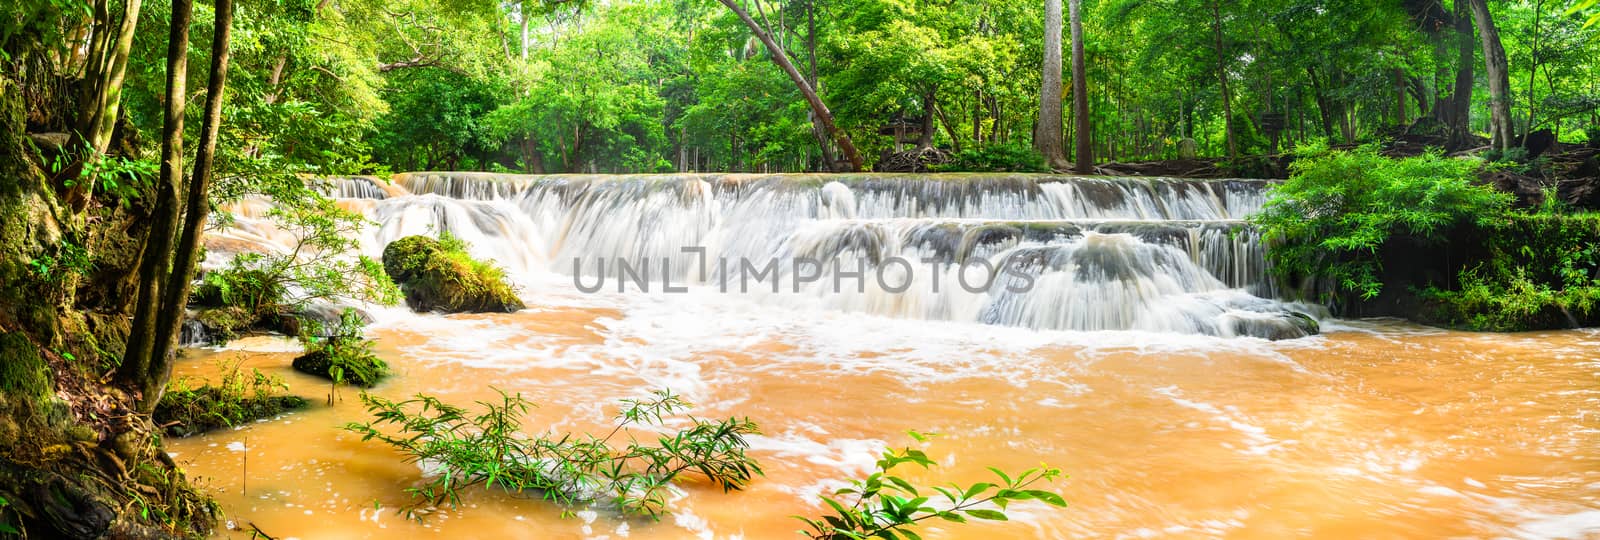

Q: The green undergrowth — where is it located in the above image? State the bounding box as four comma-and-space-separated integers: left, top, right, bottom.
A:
153, 360, 307, 438
929, 143, 1049, 173
1253, 140, 1511, 301
1256, 140, 1600, 331
1422, 213, 1600, 331
381, 233, 523, 313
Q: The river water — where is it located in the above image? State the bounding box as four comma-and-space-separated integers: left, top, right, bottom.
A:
168, 173, 1600, 539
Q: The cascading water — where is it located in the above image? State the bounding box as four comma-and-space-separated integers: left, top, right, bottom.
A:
262, 171, 1321, 339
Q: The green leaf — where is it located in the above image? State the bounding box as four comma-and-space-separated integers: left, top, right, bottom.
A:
963, 509, 1008, 521
1025, 490, 1068, 507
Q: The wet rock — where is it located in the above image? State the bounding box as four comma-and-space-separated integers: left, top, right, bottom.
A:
1228, 311, 1320, 340
381, 235, 524, 313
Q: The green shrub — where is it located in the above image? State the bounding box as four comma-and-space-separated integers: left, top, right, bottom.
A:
1423, 213, 1600, 330
346, 389, 761, 521
293, 308, 388, 389
153, 360, 307, 437
795, 432, 1067, 540
194, 195, 400, 318
1253, 140, 1510, 300
381, 233, 523, 313
930, 143, 1049, 173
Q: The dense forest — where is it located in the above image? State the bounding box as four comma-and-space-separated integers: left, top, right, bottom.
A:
2, 0, 1600, 537
10, 0, 1600, 177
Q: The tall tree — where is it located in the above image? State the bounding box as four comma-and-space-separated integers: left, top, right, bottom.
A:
1209, 0, 1237, 158
151, 0, 235, 398
1448, 0, 1476, 148
715, 0, 864, 172
1036, 0, 1070, 169
1468, 0, 1513, 150
68, 0, 144, 211
118, 0, 235, 412
1070, 0, 1091, 173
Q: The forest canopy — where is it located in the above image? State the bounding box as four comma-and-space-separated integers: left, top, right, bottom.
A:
9, 0, 1598, 177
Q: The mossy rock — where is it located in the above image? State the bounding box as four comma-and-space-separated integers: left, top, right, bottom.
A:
291, 345, 388, 388
381, 235, 524, 313
152, 387, 309, 438
0, 332, 50, 405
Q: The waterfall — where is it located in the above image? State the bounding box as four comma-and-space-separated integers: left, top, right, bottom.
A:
290, 172, 1318, 339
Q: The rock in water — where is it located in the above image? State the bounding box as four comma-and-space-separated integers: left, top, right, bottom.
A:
381, 235, 525, 313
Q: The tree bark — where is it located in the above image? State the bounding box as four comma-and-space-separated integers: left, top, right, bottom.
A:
120, 0, 193, 411
146, 0, 234, 413
1069, 0, 1091, 173
917, 90, 937, 150
1468, 0, 1513, 150
1210, 0, 1236, 158
1035, 0, 1070, 169
69, 0, 144, 212
717, 0, 862, 172
1447, 0, 1475, 148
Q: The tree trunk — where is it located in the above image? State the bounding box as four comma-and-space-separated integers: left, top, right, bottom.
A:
119, 0, 193, 411
1523, 0, 1543, 145
717, 0, 862, 171
147, 0, 233, 413
917, 90, 937, 150
1468, 0, 1513, 150
934, 103, 962, 153
1210, 0, 1236, 158
68, 0, 144, 212
1034, 0, 1069, 169
1447, 0, 1475, 149
1069, 0, 1091, 173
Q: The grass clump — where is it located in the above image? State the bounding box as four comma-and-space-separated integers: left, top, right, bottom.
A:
153, 360, 307, 437
1253, 140, 1511, 301
381, 233, 524, 313
796, 432, 1068, 539
292, 308, 388, 390
345, 388, 761, 521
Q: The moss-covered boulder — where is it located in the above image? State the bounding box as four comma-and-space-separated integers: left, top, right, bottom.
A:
291, 343, 389, 388
381, 235, 524, 313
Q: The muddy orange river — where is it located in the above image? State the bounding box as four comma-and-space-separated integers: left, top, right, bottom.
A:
168, 285, 1600, 539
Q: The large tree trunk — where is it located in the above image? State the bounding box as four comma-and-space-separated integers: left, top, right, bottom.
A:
120, 0, 194, 411
1035, 0, 1070, 169
1446, 0, 1475, 148
717, 0, 862, 172
148, 0, 233, 413
1069, 0, 1091, 173
1210, 0, 1236, 158
1468, 0, 1513, 150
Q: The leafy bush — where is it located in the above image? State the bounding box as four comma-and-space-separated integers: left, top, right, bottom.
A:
930, 143, 1049, 173
1423, 213, 1600, 330
1253, 141, 1511, 300
345, 389, 761, 521
796, 432, 1067, 540
381, 233, 523, 313
153, 360, 306, 437
292, 308, 388, 390
192, 195, 399, 330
